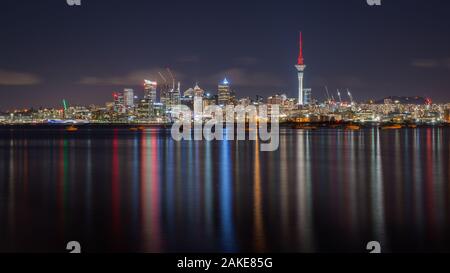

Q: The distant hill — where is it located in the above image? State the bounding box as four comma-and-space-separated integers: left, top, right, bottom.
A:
374, 96, 427, 105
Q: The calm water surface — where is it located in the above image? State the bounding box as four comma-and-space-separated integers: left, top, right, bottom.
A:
0, 127, 449, 252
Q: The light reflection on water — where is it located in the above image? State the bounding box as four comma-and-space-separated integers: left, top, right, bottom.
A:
0, 127, 450, 252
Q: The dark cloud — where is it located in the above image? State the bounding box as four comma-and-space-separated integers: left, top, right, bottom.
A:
0, 70, 41, 86
411, 58, 450, 69
411, 59, 440, 69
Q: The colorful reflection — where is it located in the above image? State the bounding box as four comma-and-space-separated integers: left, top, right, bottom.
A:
0, 127, 449, 252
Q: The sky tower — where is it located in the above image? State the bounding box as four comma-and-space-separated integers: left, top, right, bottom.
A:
295, 32, 306, 105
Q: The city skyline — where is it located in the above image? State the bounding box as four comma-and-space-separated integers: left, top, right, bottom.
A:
3, 0, 450, 257
0, 0, 450, 110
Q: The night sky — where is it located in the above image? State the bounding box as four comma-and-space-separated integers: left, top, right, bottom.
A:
0, 0, 449, 110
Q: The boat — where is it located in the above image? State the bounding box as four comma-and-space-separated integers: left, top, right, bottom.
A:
381, 124, 402, 130
293, 124, 318, 130
129, 126, 146, 132
345, 124, 361, 131
66, 125, 78, 132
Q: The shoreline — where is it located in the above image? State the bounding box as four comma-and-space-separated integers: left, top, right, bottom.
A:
0, 122, 448, 129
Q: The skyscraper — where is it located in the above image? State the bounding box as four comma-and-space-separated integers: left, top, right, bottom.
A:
218, 78, 231, 106
113, 92, 125, 113
123, 88, 135, 108
193, 83, 204, 97
137, 99, 150, 119
144, 80, 157, 103
166, 82, 181, 110
295, 32, 306, 106
173, 82, 181, 105
303, 88, 312, 105
184, 88, 194, 97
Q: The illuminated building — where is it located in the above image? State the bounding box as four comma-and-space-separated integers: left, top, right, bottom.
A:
152, 102, 165, 118
238, 97, 251, 107
184, 88, 194, 97
218, 78, 231, 106
180, 95, 194, 110
113, 92, 125, 113
161, 82, 181, 113
174, 82, 181, 105
267, 94, 286, 105
229, 89, 237, 105
123, 88, 135, 108
159, 83, 171, 106
137, 99, 150, 119
144, 80, 157, 103
203, 92, 216, 108
193, 83, 204, 97
168, 82, 181, 108
445, 108, 450, 123
303, 88, 312, 105
295, 32, 306, 106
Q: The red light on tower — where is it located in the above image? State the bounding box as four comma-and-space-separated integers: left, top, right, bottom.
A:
425, 97, 432, 105
297, 32, 305, 66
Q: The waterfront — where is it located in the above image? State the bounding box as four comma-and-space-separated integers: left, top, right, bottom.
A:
0, 127, 450, 252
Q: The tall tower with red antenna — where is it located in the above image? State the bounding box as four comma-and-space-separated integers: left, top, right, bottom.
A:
295, 32, 306, 106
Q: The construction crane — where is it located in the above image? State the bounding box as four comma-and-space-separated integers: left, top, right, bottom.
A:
166, 68, 176, 90
62, 99, 68, 111
347, 89, 354, 105
62, 99, 68, 119
337, 89, 342, 104
324, 86, 331, 102
158, 71, 167, 83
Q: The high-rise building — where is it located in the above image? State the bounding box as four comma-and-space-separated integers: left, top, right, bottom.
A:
218, 78, 231, 106
144, 80, 157, 103
184, 88, 194, 97
159, 83, 171, 106
444, 108, 450, 123
193, 83, 204, 97
303, 88, 312, 105
267, 94, 285, 105
271, 94, 288, 104
173, 82, 181, 105
123, 88, 134, 108
203, 92, 216, 108
161, 81, 181, 111
238, 97, 251, 107
230, 89, 237, 105
137, 99, 150, 119
168, 82, 181, 109
295, 32, 306, 106
113, 92, 125, 113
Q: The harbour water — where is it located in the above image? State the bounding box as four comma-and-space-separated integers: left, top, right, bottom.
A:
0, 126, 449, 252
